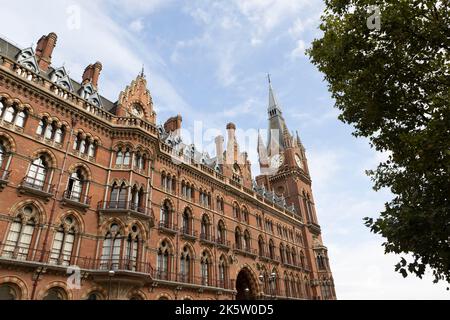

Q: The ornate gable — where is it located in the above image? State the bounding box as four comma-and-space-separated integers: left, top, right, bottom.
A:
117, 72, 156, 124
50, 67, 74, 91
16, 47, 40, 73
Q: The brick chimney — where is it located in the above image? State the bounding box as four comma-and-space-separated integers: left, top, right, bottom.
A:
82, 61, 102, 88
164, 115, 182, 134
35, 32, 57, 71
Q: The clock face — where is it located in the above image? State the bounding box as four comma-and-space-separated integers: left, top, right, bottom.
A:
270, 153, 284, 169
130, 104, 143, 118
295, 154, 304, 169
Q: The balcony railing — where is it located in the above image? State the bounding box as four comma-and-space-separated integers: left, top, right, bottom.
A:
158, 221, 177, 233
0, 244, 152, 274
97, 200, 151, 217
151, 270, 235, 289
233, 244, 258, 257
199, 232, 215, 245
180, 227, 197, 239
216, 237, 231, 249
19, 176, 54, 196
62, 190, 91, 207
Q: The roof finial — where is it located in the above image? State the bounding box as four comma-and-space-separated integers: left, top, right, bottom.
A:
140, 64, 145, 78
267, 73, 271, 84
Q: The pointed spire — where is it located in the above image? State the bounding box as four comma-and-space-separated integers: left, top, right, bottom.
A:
140, 64, 145, 78
268, 74, 280, 113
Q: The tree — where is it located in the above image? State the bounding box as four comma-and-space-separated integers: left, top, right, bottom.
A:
307, 0, 450, 284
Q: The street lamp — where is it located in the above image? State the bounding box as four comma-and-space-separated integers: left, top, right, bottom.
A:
107, 270, 115, 300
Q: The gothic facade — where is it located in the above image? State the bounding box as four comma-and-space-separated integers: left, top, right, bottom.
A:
0, 33, 335, 300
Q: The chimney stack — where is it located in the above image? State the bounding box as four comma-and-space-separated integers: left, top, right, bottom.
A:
164, 115, 182, 134
35, 32, 57, 71
82, 61, 103, 88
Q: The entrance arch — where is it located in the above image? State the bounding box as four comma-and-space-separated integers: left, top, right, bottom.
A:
236, 267, 259, 300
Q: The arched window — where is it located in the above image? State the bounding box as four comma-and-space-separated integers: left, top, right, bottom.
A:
14, 111, 26, 128
217, 220, 226, 244
123, 148, 131, 166
284, 273, 291, 297
100, 223, 122, 270
286, 246, 292, 264
66, 168, 87, 202
87, 141, 96, 158
279, 243, 285, 264
233, 202, 240, 220
26, 155, 49, 190
242, 207, 249, 223
269, 239, 275, 260
300, 251, 306, 269
0, 284, 21, 300
125, 226, 139, 271
218, 255, 228, 288
130, 185, 144, 212
234, 227, 242, 250
110, 182, 127, 208
291, 275, 297, 297
181, 208, 191, 234
201, 214, 210, 240
42, 287, 67, 300
180, 245, 191, 283
115, 149, 123, 165
200, 251, 210, 286
292, 248, 297, 266
157, 240, 171, 280
160, 201, 171, 227
216, 196, 224, 212
3, 106, 16, 123
243, 229, 251, 251
135, 152, 145, 170
258, 236, 265, 257
49, 215, 77, 266
2, 205, 38, 260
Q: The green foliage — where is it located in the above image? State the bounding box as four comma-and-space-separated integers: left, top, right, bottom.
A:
308, 0, 450, 284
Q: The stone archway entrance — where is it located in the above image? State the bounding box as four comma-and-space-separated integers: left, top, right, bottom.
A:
236, 267, 258, 300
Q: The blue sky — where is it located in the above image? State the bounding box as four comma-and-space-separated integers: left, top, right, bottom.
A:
1, 0, 448, 299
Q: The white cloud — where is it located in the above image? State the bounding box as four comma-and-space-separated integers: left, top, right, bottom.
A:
129, 19, 144, 32
290, 39, 307, 59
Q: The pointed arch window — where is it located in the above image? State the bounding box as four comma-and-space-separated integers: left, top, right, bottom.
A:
100, 224, 122, 270
66, 168, 87, 202
200, 251, 210, 286
180, 246, 191, 283
26, 155, 49, 190
160, 201, 171, 227
109, 182, 127, 209
218, 255, 228, 288
2, 205, 37, 260
130, 185, 144, 212
157, 240, 171, 280
279, 243, 286, 264
181, 209, 191, 234
49, 216, 77, 266
125, 229, 139, 271
234, 227, 242, 250
201, 214, 211, 240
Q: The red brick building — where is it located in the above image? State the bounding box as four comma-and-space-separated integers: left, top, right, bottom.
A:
0, 33, 335, 300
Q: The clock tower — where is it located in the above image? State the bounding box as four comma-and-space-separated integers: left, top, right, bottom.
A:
256, 77, 335, 299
